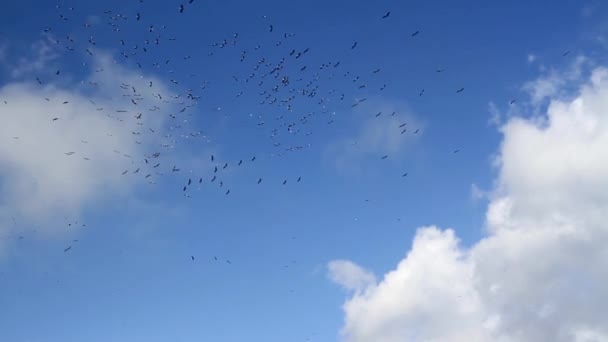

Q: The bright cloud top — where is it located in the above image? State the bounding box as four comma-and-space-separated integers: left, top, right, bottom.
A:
329, 65, 608, 341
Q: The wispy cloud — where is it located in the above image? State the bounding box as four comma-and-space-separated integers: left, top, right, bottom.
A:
324, 101, 424, 174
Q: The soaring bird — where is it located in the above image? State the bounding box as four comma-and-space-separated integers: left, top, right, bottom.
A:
179, 4, 184, 13
63, 246, 72, 252
351, 42, 358, 49
382, 11, 391, 19
456, 87, 465, 93
257, 178, 263, 184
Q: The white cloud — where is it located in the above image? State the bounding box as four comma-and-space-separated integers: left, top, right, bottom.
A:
9, 36, 60, 79
331, 64, 608, 341
523, 55, 589, 106
328, 260, 376, 293
324, 103, 423, 174
0, 51, 177, 234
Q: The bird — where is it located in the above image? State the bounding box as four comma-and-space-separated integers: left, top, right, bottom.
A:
381, 155, 389, 159
179, 4, 184, 13
563, 50, 570, 57
456, 87, 465, 93
282, 180, 287, 185
351, 42, 358, 49
402, 172, 408, 177
297, 177, 301, 182
510, 99, 516, 105
382, 11, 391, 19
411, 31, 420, 37
191, 256, 195, 261
257, 178, 263, 184
63, 246, 72, 252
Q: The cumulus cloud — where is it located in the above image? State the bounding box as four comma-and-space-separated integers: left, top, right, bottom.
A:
0, 49, 177, 234
329, 64, 608, 341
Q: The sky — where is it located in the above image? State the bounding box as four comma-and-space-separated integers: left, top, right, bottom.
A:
1, 0, 608, 341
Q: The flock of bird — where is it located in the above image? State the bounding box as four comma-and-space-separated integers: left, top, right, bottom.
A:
1, 2, 571, 259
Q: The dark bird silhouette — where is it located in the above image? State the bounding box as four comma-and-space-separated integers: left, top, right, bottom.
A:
510, 99, 516, 105
456, 87, 465, 93
63, 246, 72, 252
563, 50, 570, 57
402, 172, 408, 177
191, 256, 195, 261
381, 155, 389, 159
351, 42, 358, 49
411, 31, 420, 37
282, 180, 287, 185
257, 178, 263, 184
179, 4, 184, 13
297, 177, 301, 182
382, 11, 391, 19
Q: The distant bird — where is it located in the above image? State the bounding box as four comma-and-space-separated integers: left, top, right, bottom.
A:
269, 25, 273, 32
456, 87, 465, 93
251, 156, 256, 162
351, 42, 358, 49
238, 160, 243, 165
282, 180, 287, 185
257, 178, 263, 184
563, 50, 570, 57
63, 246, 72, 252
179, 4, 184, 13
382, 11, 391, 19
297, 177, 301, 182
211, 155, 215, 161
510, 99, 516, 105
225, 189, 230, 195
453, 149, 460, 153
402, 172, 408, 177
223, 162, 228, 169
188, 178, 192, 186
411, 31, 420, 37
381, 155, 388, 159
419, 89, 425, 96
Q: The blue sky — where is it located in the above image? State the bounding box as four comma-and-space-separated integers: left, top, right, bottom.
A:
1, 1, 608, 341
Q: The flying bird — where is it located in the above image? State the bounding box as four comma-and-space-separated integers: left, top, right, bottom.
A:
351, 42, 358, 49
382, 11, 391, 19
456, 87, 465, 93
63, 246, 72, 252
179, 4, 184, 13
